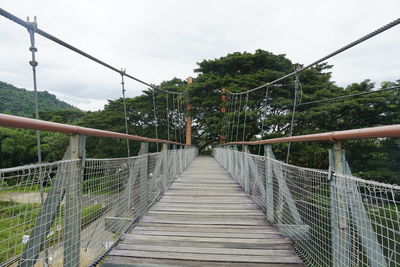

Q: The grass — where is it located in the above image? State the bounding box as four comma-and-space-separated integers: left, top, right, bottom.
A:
0, 199, 107, 265
0, 200, 41, 264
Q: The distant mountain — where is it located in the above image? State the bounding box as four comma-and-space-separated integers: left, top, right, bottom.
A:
0, 81, 76, 117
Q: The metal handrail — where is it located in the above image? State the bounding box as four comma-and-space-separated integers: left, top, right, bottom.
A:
224, 124, 400, 145
0, 113, 183, 145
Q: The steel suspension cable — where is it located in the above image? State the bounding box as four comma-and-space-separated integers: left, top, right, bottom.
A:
177, 96, 182, 144
235, 94, 243, 142
242, 93, 249, 142
227, 17, 400, 96
224, 96, 233, 142
298, 85, 400, 106
0, 8, 188, 96
25, 18, 42, 164
286, 69, 302, 163
166, 93, 170, 141
258, 87, 270, 155
120, 69, 130, 157
230, 95, 238, 142
152, 90, 159, 152
172, 94, 177, 143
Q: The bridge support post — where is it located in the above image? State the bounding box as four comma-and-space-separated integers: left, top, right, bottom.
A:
64, 134, 86, 267
329, 141, 350, 267
242, 145, 249, 193
138, 142, 149, 216
231, 145, 238, 181
264, 145, 274, 223
173, 144, 178, 179
162, 143, 168, 191
329, 143, 387, 267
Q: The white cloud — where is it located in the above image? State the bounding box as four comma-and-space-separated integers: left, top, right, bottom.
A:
1, 0, 399, 111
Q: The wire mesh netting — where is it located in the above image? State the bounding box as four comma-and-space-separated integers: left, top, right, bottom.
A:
0, 147, 197, 267
213, 147, 400, 267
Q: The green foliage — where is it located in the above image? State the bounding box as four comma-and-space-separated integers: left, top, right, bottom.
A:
0, 201, 41, 263
0, 81, 75, 117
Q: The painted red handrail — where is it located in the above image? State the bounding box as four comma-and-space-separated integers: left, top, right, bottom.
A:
224, 124, 400, 145
0, 113, 182, 145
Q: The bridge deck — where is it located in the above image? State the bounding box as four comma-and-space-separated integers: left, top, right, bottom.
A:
103, 156, 304, 267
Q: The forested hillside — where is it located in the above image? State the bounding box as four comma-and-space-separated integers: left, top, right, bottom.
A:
0, 81, 74, 117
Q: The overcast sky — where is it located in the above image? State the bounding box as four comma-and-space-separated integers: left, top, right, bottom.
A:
1, 1, 399, 111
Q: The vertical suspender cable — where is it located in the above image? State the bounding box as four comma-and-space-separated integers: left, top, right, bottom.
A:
173, 94, 177, 143
235, 94, 243, 142
286, 68, 301, 163
120, 70, 130, 157
242, 92, 249, 142
27, 18, 41, 164
224, 96, 231, 142
166, 93, 170, 141
177, 96, 182, 144
258, 87, 269, 155
152, 90, 159, 151
230, 95, 238, 142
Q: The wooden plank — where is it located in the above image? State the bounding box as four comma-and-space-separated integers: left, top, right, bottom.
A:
114, 244, 297, 256
152, 203, 260, 209
119, 238, 295, 250
148, 209, 264, 215
103, 256, 305, 267
131, 230, 283, 239
146, 211, 265, 216
109, 250, 303, 263
136, 223, 273, 230
125, 234, 292, 244
102, 156, 303, 267
134, 225, 277, 234
140, 216, 268, 225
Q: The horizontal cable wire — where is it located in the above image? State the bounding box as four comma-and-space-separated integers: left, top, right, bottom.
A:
297, 85, 400, 106
0, 8, 187, 95
227, 18, 400, 95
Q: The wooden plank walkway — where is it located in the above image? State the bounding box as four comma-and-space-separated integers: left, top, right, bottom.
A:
102, 156, 304, 267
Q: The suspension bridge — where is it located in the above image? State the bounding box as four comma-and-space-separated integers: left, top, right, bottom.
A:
0, 8, 400, 267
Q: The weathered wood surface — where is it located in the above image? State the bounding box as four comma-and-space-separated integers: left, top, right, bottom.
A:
102, 156, 304, 267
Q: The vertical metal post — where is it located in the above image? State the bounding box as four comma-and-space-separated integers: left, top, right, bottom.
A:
242, 145, 249, 192
231, 145, 238, 180
330, 141, 350, 267
138, 142, 149, 216
64, 134, 85, 267
265, 145, 274, 223
173, 144, 178, 179
162, 143, 168, 190
179, 145, 183, 173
